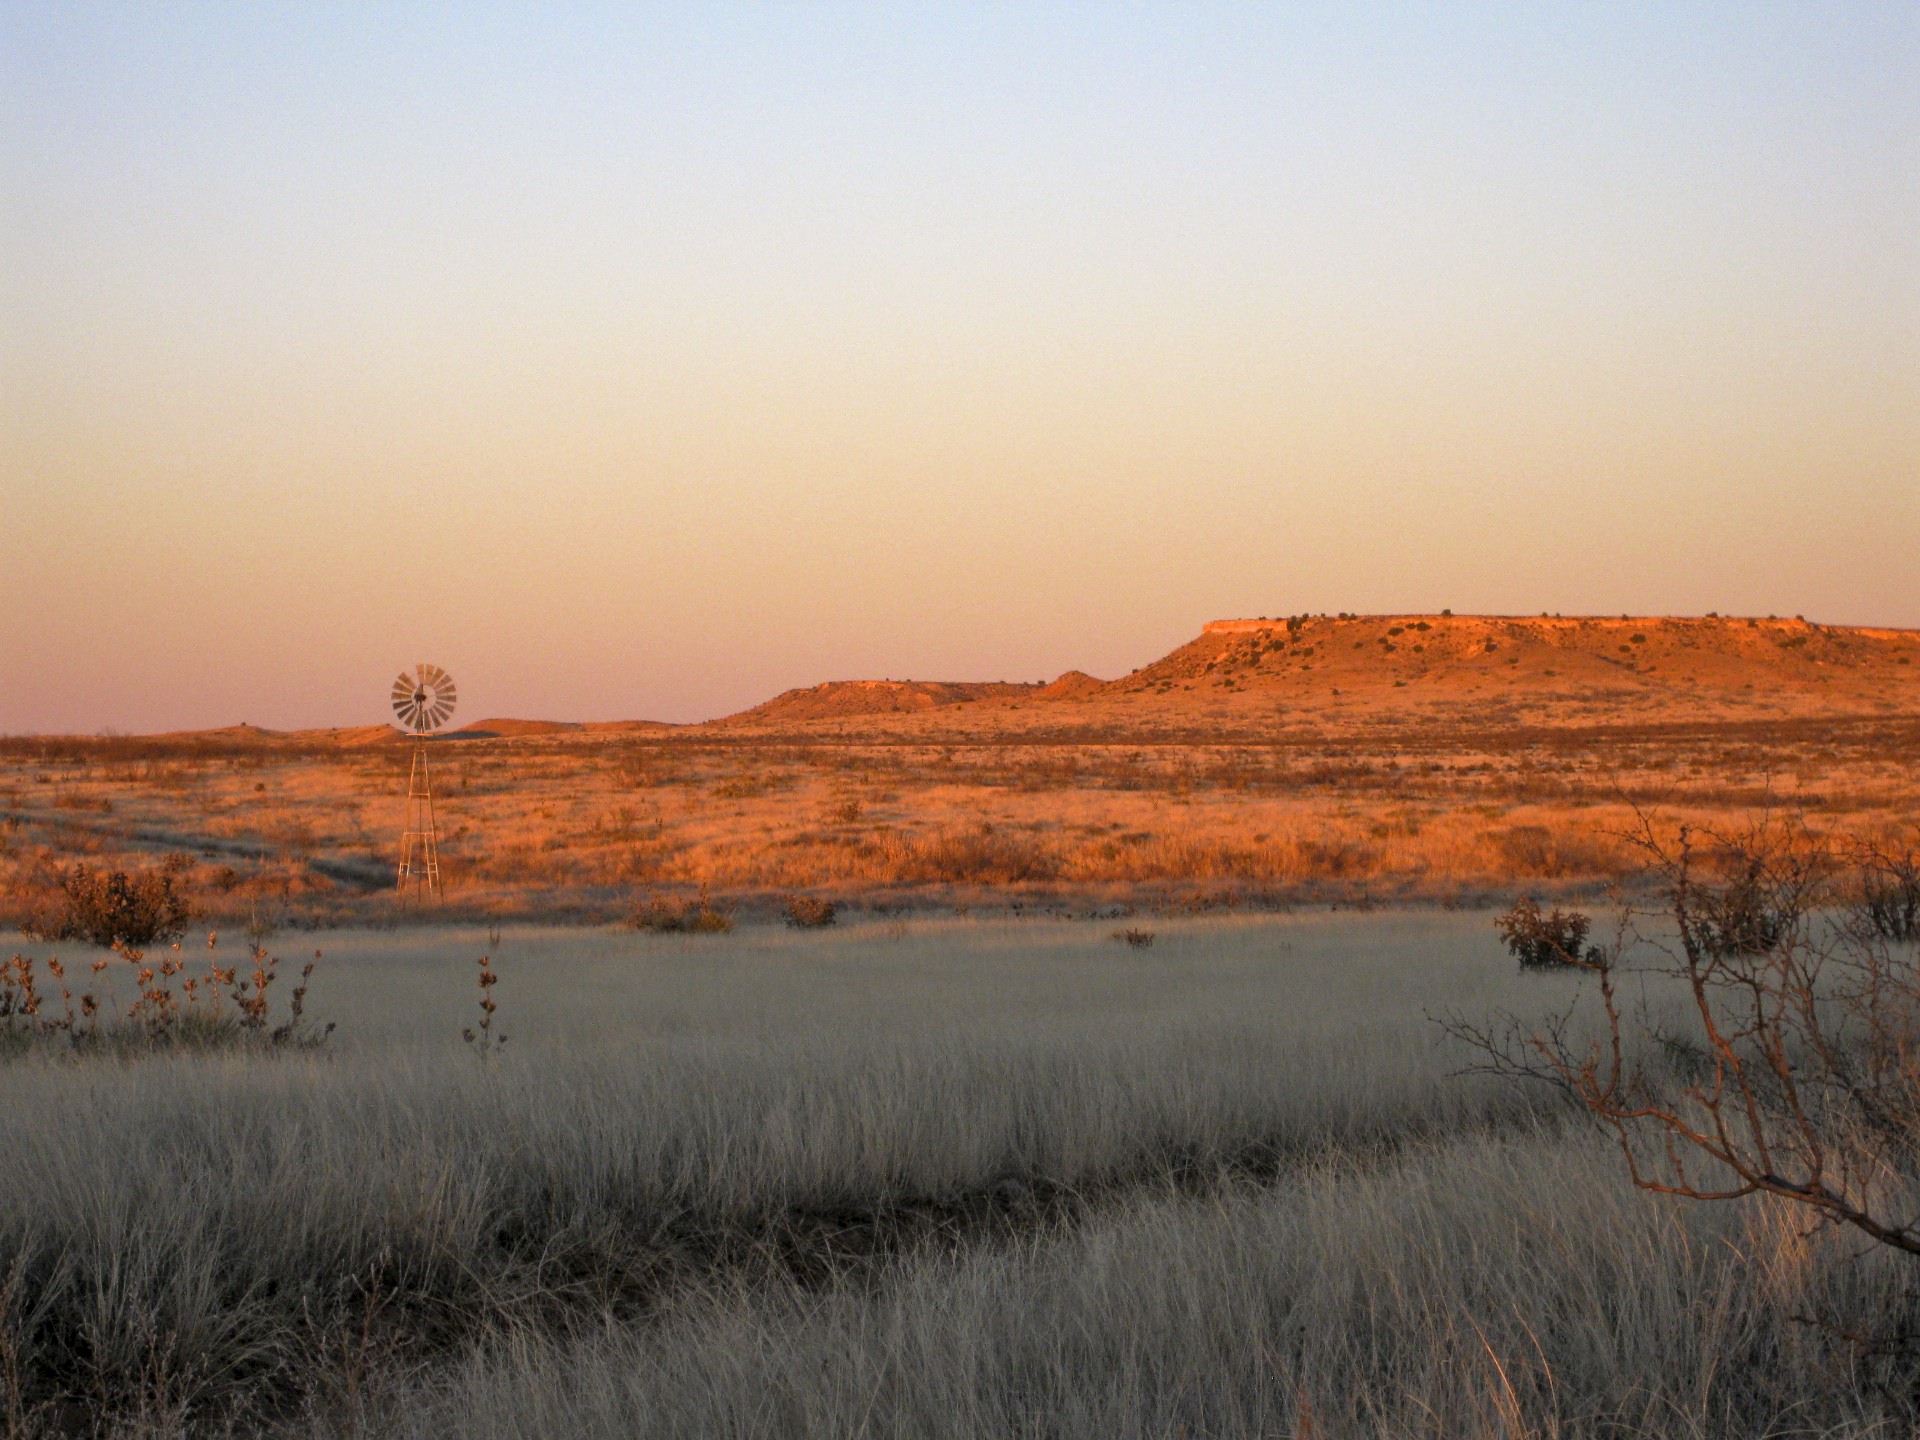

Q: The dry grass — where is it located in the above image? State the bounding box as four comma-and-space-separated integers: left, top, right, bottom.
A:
0, 914, 1909, 1436
366, 1129, 1918, 1440
4, 714, 1917, 924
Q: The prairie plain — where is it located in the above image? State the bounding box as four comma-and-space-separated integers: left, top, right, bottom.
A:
4, 614, 1918, 929
5, 612, 1920, 1437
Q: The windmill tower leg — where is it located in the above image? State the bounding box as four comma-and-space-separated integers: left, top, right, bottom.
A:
398, 742, 443, 902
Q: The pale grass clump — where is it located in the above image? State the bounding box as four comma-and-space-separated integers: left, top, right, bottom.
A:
0, 917, 1546, 1429
2, 915, 1915, 1435
352, 1126, 1919, 1440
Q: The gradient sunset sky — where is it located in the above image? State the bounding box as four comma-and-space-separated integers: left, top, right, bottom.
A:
4, 4, 1916, 733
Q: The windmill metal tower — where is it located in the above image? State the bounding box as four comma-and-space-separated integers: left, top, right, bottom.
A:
391, 663, 457, 900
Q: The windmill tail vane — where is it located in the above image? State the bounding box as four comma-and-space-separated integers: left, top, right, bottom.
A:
391, 663, 457, 901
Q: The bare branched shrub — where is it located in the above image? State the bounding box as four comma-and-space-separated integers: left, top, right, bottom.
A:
24, 861, 193, 949
1452, 814, 1920, 1260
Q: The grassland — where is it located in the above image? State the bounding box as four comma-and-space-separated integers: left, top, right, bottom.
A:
4, 711, 1918, 930
5, 613, 1919, 1434
5, 614, 1917, 927
1, 915, 1913, 1437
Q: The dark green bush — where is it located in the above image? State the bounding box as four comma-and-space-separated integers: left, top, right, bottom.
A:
1495, 898, 1592, 970
1691, 858, 1792, 957
1859, 850, 1920, 944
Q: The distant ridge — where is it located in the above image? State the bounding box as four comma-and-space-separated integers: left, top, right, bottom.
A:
100, 615, 1920, 743
1097, 613, 1920, 711
718, 679, 1042, 724
712, 614, 1920, 731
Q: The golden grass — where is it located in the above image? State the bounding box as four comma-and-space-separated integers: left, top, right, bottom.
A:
2, 711, 1917, 923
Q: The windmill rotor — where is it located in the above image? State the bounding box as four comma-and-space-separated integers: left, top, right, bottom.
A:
391, 664, 457, 734
391, 662, 456, 900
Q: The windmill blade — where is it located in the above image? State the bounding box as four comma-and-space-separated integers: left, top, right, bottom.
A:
388, 664, 457, 733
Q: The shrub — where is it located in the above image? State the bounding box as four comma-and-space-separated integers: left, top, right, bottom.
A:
25, 861, 193, 948
783, 895, 838, 928
1493, 825, 1566, 878
1691, 856, 1792, 957
629, 885, 733, 934
1455, 816, 1920, 1270
1858, 848, 1920, 944
1494, 898, 1592, 970
1111, 928, 1156, 948
889, 826, 1061, 885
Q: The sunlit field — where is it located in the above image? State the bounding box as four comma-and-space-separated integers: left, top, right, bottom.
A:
3, 914, 1913, 1437
6, 706, 1919, 929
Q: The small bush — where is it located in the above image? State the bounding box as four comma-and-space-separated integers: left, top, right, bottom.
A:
1692, 859, 1791, 957
1858, 849, 1920, 943
629, 885, 733, 934
1495, 898, 1592, 970
24, 861, 193, 948
784, 895, 838, 928
1111, 928, 1156, 948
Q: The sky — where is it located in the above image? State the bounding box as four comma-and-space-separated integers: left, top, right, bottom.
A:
3, 3, 1916, 733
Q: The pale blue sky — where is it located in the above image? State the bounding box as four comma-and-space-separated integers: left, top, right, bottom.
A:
4, 4, 1916, 730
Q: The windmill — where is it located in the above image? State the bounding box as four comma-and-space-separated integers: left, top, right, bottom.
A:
392, 664, 457, 900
